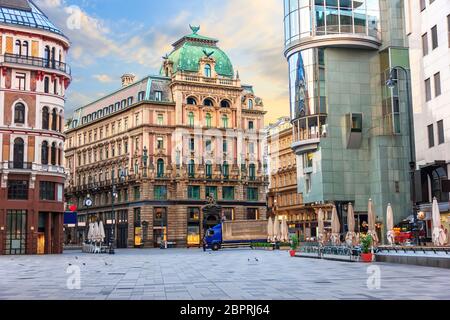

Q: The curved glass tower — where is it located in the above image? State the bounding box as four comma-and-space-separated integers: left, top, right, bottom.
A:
283, 0, 414, 241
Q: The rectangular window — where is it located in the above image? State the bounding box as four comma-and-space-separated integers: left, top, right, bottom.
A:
154, 186, 167, 200
428, 124, 435, 148
157, 137, 164, 149
205, 186, 218, 200
425, 78, 432, 101
16, 72, 26, 90
246, 208, 259, 220
8, 180, 29, 200
248, 121, 254, 130
188, 207, 200, 221
40, 181, 56, 201
188, 186, 201, 199
434, 72, 441, 97
437, 120, 445, 145
157, 114, 164, 125
222, 208, 234, 221
422, 33, 428, 56
431, 25, 438, 49
206, 140, 212, 152
155, 91, 162, 102
223, 139, 228, 153
134, 208, 141, 226
189, 138, 195, 151
134, 186, 140, 200
247, 187, 258, 201
223, 187, 235, 200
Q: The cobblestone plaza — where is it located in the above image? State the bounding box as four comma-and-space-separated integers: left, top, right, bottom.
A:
0, 249, 449, 300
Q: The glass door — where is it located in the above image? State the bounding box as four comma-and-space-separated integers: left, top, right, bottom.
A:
5, 210, 27, 255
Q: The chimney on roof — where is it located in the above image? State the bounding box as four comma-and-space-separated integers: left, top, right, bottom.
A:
121, 74, 135, 87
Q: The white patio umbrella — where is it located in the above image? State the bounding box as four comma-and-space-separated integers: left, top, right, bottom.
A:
267, 217, 274, 243
345, 203, 357, 246
281, 216, 289, 243
318, 209, 325, 244
368, 199, 379, 245
93, 222, 100, 242
87, 223, 95, 242
432, 198, 447, 246
331, 206, 341, 245
98, 221, 106, 243
273, 218, 281, 242
386, 204, 395, 246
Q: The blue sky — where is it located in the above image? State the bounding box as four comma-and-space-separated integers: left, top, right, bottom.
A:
36, 0, 289, 124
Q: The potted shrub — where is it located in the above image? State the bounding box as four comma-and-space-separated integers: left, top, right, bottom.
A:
360, 234, 373, 263
290, 235, 299, 257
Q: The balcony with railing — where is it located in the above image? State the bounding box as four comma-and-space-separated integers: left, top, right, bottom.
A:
292, 114, 328, 155
1, 54, 71, 77
174, 72, 239, 87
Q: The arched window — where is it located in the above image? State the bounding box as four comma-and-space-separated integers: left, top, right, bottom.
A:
41, 141, 49, 165
204, 64, 212, 77
14, 103, 25, 124
249, 163, 256, 181
44, 46, 50, 67
42, 107, 49, 130
53, 79, 57, 95
188, 159, 195, 177
204, 98, 214, 107
15, 40, 21, 56
220, 100, 230, 108
248, 99, 254, 109
187, 97, 197, 105
188, 112, 195, 127
157, 159, 165, 178
222, 115, 229, 128
44, 77, 50, 93
51, 47, 56, 68
206, 161, 213, 178
22, 41, 29, 57
13, 138, 25, 168
51, 142, 57, 165
206, 113, 212, 128
222, 161, 230, 178
52, 109, 57, 131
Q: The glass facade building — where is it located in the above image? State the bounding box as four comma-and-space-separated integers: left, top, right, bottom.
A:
284, 0, 381, 46
283, 0, 415, 241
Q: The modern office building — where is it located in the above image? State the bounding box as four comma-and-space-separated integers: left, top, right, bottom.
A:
283, 0, 414, 241
64, 26, 268, 248
0, 0, 71, 255
266, 117, 310, 240
405, 0, 450, 235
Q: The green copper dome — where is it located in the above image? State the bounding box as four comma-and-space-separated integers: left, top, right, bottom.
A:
161, 26, 234, 78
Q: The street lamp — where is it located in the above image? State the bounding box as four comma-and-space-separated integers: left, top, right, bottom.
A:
84, 194, 93, 243
386, 66, 419, 246
109, 170, 126, 254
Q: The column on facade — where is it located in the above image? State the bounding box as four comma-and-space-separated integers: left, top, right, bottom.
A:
45, 212, 52, 254
0, 209, 5, 255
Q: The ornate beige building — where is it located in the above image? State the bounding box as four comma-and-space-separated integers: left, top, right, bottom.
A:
0, 0, 70, 255
267, 117, 310, 240
64, 26, 267, 248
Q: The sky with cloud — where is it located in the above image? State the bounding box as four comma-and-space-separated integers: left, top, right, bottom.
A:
35, 0, 290, 125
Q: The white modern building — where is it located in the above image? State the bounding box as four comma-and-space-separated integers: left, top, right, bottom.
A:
405, 0, 450, 231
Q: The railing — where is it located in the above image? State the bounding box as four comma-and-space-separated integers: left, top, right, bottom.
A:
2, 53, 71, 75
175, 73, 239, 86
8, 162, 32, 170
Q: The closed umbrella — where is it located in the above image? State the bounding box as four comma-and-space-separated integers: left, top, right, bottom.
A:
331, 206, 341, 245
432, 198, 447, 246
318, 209, 325, 244
99, 221, 106, 243
87, 223, 94, 242
386, 204, 395, 246
93, 222, 100, 242
273, 218, 281, 242
345, 203, 356, 246
267, 217, 274, 243
368, 199, 379, 245
282, 216, 289, 243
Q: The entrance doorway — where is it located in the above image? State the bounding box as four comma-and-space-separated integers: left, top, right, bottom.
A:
5, 210, 27, 255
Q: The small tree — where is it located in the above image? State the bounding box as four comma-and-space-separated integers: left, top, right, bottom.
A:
290, 234, 299, 251
360, 234, 373, 254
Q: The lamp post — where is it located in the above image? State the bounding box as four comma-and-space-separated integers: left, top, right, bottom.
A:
109, 170, 126, 254
386, 66, 419, 246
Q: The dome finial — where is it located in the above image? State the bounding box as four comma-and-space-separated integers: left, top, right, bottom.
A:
190, 24, 200, 34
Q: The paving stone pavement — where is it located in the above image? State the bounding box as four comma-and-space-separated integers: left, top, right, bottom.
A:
0, 249, 449, 300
